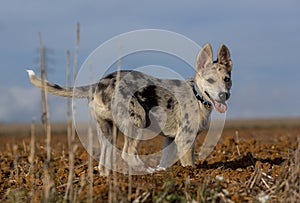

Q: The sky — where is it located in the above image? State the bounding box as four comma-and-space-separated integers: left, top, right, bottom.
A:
0, 0, 300, 123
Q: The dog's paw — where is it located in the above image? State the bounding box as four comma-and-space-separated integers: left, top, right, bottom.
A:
145, 167, 156, 173
97, 165, 110, 176
129, 165, 155, 174
155, 166, 167, 171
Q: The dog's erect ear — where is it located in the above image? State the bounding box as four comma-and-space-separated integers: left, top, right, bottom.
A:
217, 44, 232, 72
196, 43, 213, 72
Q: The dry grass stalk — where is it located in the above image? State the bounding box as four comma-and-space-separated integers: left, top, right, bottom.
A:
12, 144, 19, 185
87, 125, 94, 202
108, 178, 113, 203
128, 167, 132, 202
38, 33, 52, 163
73, 22, 80, 86
66, 49, 71, 150
87, 65, 94, 202
235, 130, 241, 156
64, 48, 74, 201
133, 191, 151, 203
184, 176, 192, 202
108, 46, 123, 203
29, 118, 36, 198
246, 165, 274, 193
65, 23, 80, 202
242, 140, 300, 202
42, 166, 56, 202
22, 140, 27, 154
245, 166, 263, 195
268, 138, 300, 202
113, 46, 123, 202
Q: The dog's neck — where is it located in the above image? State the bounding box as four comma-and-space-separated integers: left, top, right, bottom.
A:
192, 83, 212, 109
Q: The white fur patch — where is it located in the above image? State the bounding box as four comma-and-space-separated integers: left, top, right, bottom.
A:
26, 69, 35, 77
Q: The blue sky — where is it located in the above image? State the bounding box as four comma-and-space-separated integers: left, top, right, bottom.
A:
0, 0, 299, 122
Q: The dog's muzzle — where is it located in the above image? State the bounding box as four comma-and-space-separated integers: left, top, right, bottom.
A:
211, 92, 230, 113
219, 92, 230, 102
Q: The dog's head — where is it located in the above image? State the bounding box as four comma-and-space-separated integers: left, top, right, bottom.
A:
194, 44, 232, 113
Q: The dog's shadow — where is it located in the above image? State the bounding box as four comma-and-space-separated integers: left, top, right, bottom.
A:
196, 152, 285, 170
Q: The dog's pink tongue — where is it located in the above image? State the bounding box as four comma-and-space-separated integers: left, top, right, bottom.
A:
214, 101, 227, 113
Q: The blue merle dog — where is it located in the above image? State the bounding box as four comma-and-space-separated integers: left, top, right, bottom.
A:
27, 44, 232, 175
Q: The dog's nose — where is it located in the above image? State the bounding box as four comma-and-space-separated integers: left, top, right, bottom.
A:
219, 92, 230, 101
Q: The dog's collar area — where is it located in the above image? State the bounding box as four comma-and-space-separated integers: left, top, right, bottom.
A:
193, 83, 212, 109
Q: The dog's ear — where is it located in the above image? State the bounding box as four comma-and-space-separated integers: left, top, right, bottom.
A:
196, 43, 213, 72
217, 44, 232, 72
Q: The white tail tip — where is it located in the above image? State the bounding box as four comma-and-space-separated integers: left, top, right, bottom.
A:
26, 69, 35, 77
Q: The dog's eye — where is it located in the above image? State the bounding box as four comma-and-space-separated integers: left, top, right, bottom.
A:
224, 77, 230, 83
206, 78, 215, 84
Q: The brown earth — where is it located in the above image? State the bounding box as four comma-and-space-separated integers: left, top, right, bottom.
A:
0, 118, 299, 202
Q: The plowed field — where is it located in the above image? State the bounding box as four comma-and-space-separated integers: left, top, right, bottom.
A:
0, 119, 299, 202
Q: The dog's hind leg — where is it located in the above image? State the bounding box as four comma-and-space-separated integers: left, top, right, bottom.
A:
96, 118, 118, 176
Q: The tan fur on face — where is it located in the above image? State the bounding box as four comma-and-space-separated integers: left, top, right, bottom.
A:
195, 44, 232, 105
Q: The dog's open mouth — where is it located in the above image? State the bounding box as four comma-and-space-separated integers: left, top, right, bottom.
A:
205, 91, 227, 113
213, 100, 227, 113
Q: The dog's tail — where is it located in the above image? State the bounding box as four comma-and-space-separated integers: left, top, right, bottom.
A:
26, 70, 93, 98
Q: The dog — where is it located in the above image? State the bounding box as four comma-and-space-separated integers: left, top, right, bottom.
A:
27, 43, 232, 175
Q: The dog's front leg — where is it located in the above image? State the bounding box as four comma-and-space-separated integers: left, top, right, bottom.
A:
158, 137, 178, 169
175, 133, 196, 166
122, 136, 142, 166
122, 136, 155, 173
178, 142, 195, 166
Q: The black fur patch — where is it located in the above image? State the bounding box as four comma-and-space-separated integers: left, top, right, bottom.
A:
103, 72, 116, 79
182, 125, 194, 134
135, 85, 159, 111
96, 80, 112, 105
134, 85, 159, 127
167, 98, 174, 109
101, 91, 111, 105
184, 113, 189, 119
49, 83, 63, 90
97, 81, 108, 90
